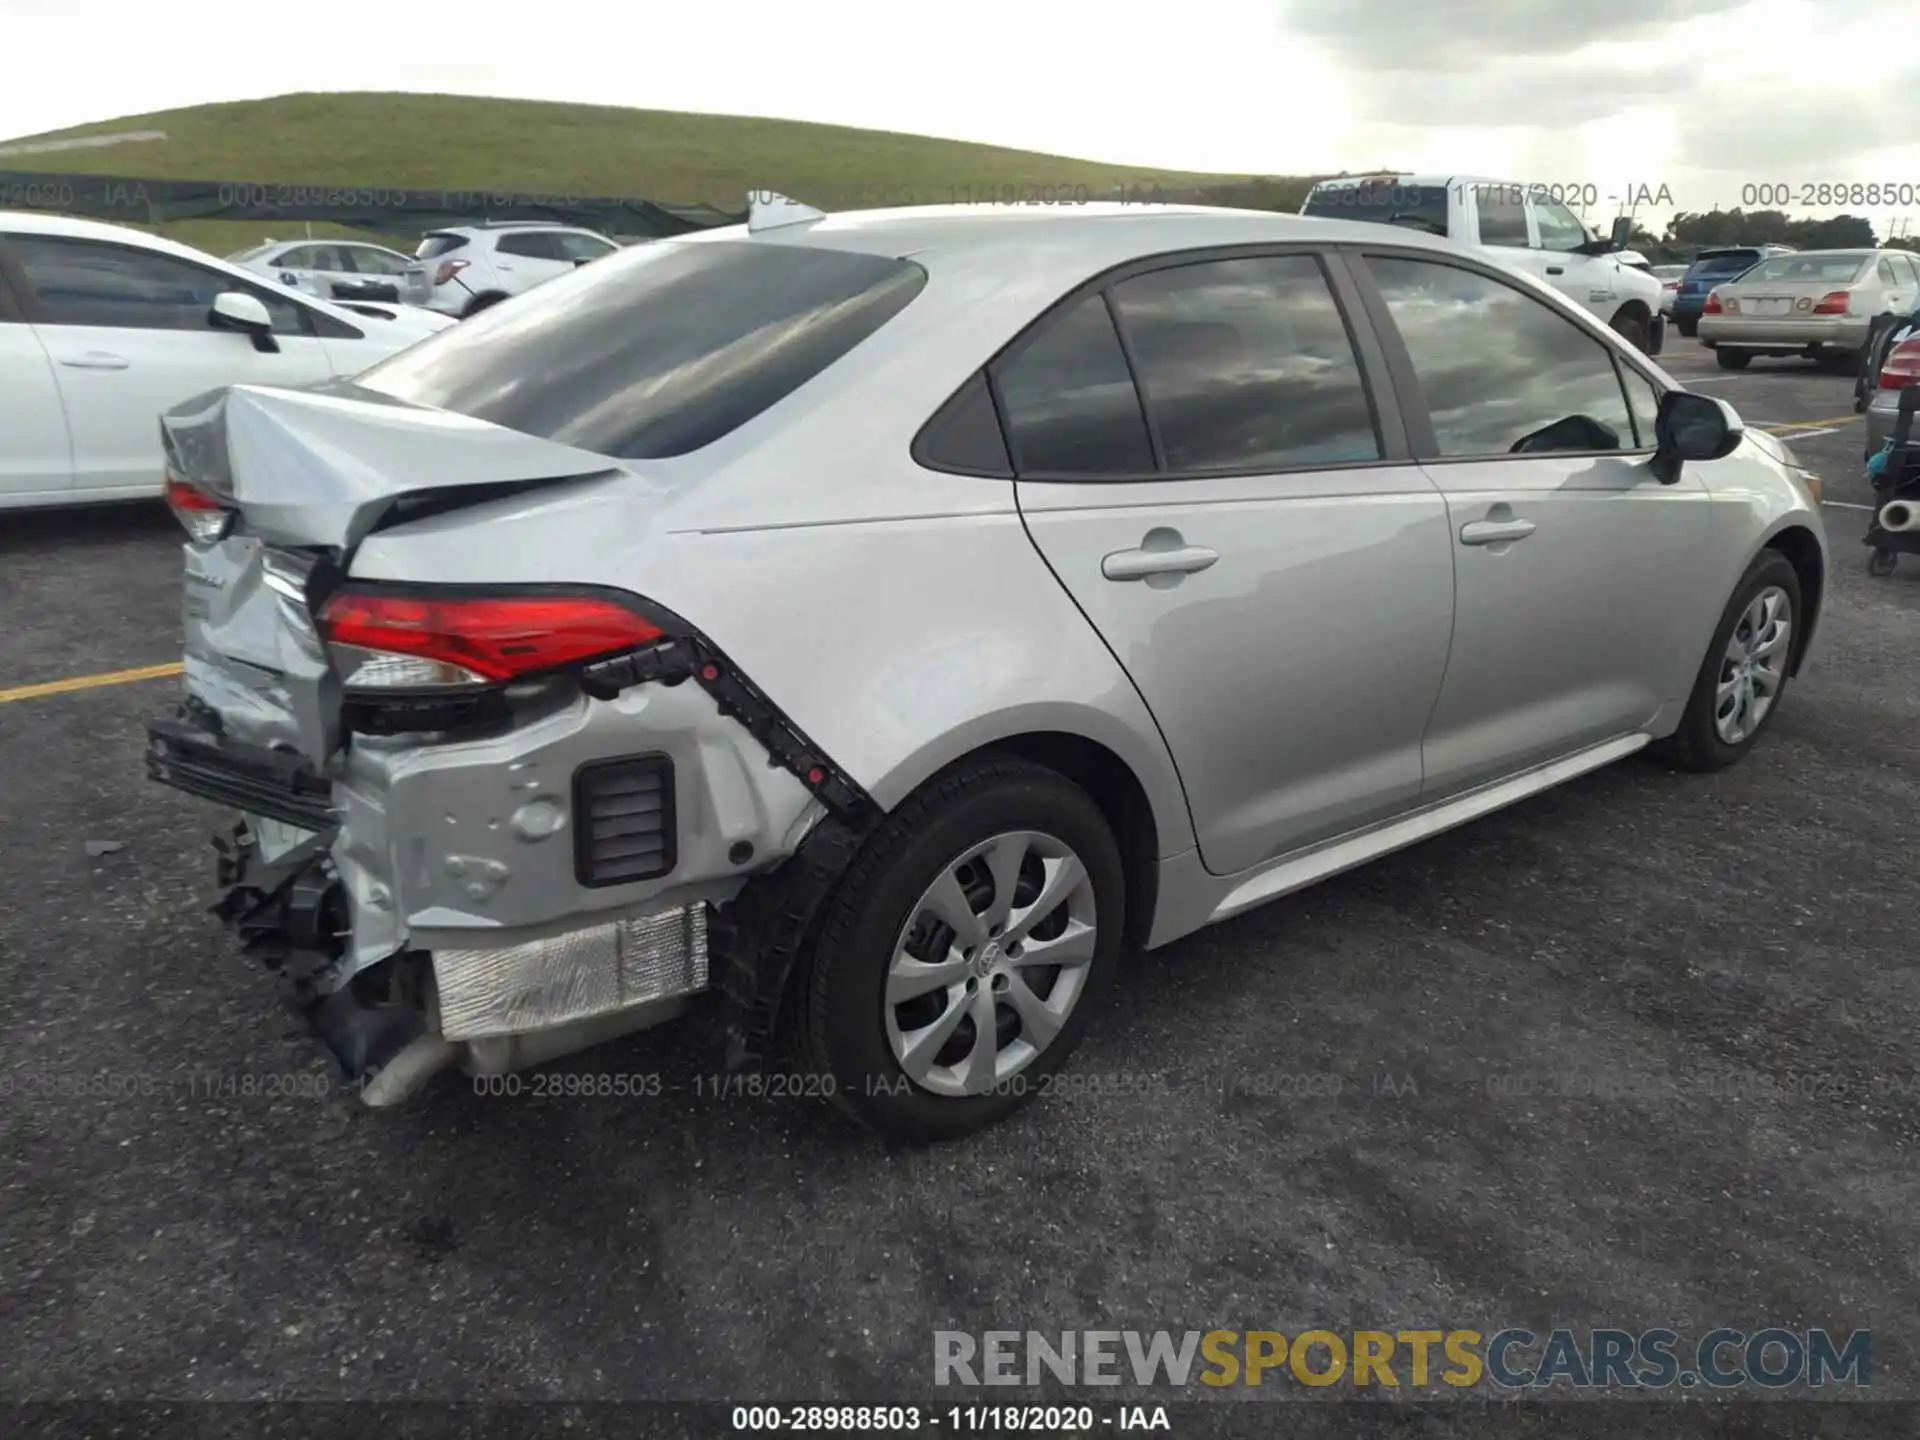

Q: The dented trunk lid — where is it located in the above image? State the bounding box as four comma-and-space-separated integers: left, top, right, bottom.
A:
163, 383, 627, 767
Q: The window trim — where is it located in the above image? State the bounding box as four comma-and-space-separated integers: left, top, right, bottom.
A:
1345, 245, 1663, 465
0, 239, 27, 323
918, 241, 1411, 484
1, 232, 340, 340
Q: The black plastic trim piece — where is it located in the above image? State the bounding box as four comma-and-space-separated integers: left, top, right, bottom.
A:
572, 753, 678, 887
146, 716, 335, 830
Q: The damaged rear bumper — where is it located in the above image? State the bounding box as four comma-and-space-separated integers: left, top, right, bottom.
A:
144, 661, 836, 1095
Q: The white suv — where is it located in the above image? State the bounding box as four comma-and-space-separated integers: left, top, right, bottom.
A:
402, 223, 621, 318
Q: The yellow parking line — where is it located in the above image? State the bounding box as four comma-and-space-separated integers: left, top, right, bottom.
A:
1762, 414, 1862, 431
0, 661, 182, 705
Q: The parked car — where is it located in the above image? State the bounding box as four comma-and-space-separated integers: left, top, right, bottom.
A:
401, 222, 621, 318
1652, 263, 1687, 316
146, 203, 1827, 1139
1670, 245, 1795, 336
1300, 175, 1667, 353
0, 211, 456, 510
229, 238, 417, 303
1866, 331, 1920, 458
1699, 248, 1920, 371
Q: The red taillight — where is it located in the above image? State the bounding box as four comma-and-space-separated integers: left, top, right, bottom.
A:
1812, 290, 1851, 315
433, 259, 469, 287
1878, 337, 1920, 389
317, 588, 665, 688
164, 474, 233, 545
1704, 291, 1723, 314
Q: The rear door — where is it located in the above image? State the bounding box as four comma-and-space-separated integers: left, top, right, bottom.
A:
6, 234, 340, 496
0, 255, 74, 500
1007, 248, 1457, 876
1350, 250, 1716, 798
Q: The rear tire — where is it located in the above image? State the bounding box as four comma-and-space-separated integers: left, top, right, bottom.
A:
798, 756, 1125, 1142
1717, 349, 1752, 371
461, 292, 506, 319
1677, 318, 1698, 339
1610, 309, 1650, 353
1657, 550, 1801, 772
1868, 548, 1898, 578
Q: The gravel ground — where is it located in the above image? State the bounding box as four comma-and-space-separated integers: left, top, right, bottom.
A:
1, 339, 1916, 1438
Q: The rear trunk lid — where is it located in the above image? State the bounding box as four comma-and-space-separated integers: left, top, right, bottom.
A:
1720, 256, 1873, 313
162, 383, 624, 766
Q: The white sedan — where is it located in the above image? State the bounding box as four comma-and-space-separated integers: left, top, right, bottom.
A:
0, 212, 455, 510
228, 238, 417, 303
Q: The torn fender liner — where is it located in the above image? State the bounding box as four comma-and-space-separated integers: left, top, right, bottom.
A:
708, 812, 868, 1073
160, 382, 623, 552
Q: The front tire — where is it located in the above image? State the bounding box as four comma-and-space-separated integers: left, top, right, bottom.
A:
1610, 309, 1650, 353
1717, 349, 1752, 371
798, 756, 1125, 1141
1658, 550, 1801, 772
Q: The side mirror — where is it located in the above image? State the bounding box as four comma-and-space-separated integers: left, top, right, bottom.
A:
1650, 390, 1742, 483
210, 291, 279, 353
1608, 215, 1633, 252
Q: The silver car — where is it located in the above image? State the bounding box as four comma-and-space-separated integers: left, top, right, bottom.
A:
147, 204, 1829, 1140
1699, 248, 1920, 371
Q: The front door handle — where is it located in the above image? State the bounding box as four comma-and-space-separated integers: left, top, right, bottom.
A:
1460, 518, 1536, 546
1545, 265, 1565, 276
59, 351, 129, 370
1102, 533, 1219, 581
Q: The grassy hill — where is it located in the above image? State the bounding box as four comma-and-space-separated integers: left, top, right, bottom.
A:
1, 93, 1328, 255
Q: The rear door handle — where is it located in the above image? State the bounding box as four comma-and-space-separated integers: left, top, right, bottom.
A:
59, 351, 129, 370
1460, 518, 1536, 546
1102, 541, 1219, 581
1545, 265, 1565, 276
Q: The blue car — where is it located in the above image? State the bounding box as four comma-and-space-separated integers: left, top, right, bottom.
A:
1670, 244, 1797, 336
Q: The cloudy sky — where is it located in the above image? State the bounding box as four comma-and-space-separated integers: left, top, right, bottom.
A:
2, 0, 1917, 232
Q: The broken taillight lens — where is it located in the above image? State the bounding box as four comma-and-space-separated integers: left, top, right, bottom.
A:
433, 259, 469, 287
164, 474, 234, 545
1704, 291, 1724, 314
316, 587, 666, 690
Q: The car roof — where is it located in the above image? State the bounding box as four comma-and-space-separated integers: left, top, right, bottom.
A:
1307, 173, 1486, 188
682, 201, 1473, 274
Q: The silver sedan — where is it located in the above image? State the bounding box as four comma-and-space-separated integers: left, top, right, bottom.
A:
146, 202, 1830, 1140
1700, 248, 1920, 371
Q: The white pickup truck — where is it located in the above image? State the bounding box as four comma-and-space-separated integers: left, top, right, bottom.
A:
1301, 174, 1667, 355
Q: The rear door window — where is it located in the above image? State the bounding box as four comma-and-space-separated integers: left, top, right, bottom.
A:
992, 293, 1154, 475
415, 233, 467, 259
356, 239, 927, 459
1107, 254, 1379, 471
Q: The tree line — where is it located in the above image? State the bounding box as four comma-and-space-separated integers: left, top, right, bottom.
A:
1624, 209, 1915, 262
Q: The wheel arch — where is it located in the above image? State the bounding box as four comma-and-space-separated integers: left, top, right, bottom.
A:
1763, 522, 1825, 675
1611, 296, 1653, 326
461, 290, 509, 317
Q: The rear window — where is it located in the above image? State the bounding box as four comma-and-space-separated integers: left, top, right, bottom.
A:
1687, 250, 1762, 279
415, 233, 467, 259
356, 239, 929, 459
1740, 254, 1873, 285
1302, 182, 1450, 237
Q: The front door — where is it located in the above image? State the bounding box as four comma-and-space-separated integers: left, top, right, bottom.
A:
6, 234, 339, 496
1354, 251, 1716, 799
1001, 251, 1456, 877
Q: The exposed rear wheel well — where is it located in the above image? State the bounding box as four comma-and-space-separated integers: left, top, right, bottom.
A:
1765, 526, 1824, 673
982, 732, 1160, 955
